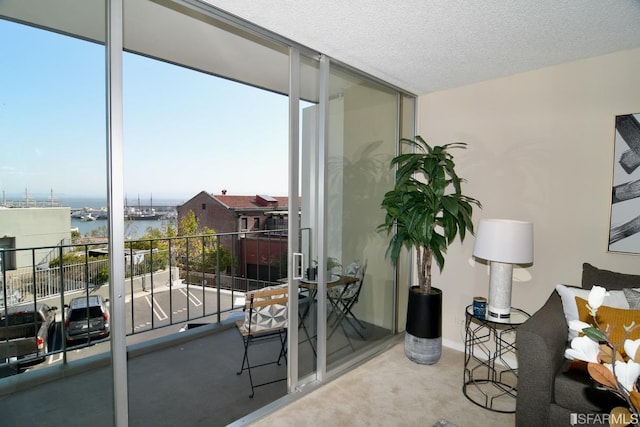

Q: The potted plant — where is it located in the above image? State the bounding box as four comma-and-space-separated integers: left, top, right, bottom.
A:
310, 257, 342, 279
379, 136, 481, 364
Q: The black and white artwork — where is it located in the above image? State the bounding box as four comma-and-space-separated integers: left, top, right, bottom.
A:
609, 113, 640, 254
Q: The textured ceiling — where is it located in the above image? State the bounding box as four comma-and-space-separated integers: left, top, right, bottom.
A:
204, 0, 640, 95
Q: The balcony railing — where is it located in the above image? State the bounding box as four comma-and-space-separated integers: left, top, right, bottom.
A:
0, 228, 296, 375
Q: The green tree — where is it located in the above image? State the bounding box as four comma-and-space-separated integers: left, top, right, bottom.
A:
126, 226, 173, 274
174, 211, 235, 275
128, 226, 169, 250
90, 225, 108, 238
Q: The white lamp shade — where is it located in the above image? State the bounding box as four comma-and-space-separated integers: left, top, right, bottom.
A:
473, 219, 534, 264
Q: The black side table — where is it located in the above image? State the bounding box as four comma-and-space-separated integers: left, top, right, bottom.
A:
463, 305, 530, 413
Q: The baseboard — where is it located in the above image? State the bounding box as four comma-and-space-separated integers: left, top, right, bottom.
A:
442, 338, 465, 353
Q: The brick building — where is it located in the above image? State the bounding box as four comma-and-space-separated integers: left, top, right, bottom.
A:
177, 191, 289, 234
177, 191, 291, 283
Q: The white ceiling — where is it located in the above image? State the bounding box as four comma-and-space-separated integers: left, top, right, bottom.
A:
205, 0, 640, 95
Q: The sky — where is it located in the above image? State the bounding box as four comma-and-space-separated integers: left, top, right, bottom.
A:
0, 19, 294, 203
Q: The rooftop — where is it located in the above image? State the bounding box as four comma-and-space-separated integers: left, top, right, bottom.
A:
213, 194, 288, 210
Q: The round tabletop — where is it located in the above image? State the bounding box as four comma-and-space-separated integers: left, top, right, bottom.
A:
465, 305, 529, 326
300, 274, 341, 285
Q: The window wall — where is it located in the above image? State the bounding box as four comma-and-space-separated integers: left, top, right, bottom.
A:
1, 0, 414, 424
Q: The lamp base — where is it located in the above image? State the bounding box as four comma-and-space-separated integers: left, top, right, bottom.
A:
488, 261, 513, 320
487, 308, 511, 320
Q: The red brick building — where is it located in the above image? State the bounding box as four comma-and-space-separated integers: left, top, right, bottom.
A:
177, 191, 289, 234
177, 191, 291, 283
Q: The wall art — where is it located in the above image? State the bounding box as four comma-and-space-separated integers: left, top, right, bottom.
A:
609, 113, 640, 254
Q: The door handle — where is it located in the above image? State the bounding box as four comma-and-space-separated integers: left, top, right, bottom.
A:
293, 252, 303, 280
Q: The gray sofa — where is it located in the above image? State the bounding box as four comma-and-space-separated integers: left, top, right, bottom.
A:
516, 263, 640, 427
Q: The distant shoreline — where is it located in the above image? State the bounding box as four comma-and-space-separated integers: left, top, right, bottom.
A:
1, 196, 187, 209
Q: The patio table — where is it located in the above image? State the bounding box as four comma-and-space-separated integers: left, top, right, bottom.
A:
297, 275, 359, 355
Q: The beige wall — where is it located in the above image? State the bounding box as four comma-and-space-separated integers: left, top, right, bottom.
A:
0, 207, 71, 268
417, 47, 640, 349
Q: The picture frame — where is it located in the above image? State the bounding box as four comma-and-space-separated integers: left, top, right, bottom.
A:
608, 113, 640, 254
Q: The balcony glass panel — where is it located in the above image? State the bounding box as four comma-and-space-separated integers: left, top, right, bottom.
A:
0, 3, 111, 421
123, 0, 290, 417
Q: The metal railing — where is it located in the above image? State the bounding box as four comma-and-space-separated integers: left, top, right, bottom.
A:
3, 259, 109, 303
0, 228, 298, 373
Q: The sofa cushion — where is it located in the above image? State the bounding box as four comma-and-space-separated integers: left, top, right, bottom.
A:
582, 263, 640, 291
554, 361, 626, 413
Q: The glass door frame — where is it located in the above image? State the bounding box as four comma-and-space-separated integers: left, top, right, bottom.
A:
287, 46, 302, 390
106, 0, 128, 425
287, 49, 329, 390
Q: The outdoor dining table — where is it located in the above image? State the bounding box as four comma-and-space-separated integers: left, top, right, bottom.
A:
297, 275, 359, 355
298, 274, 358, 291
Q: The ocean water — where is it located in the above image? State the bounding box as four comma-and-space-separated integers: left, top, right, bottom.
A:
71, 218, 178, 240
65, 196, 186, 209
3, 194, 184, 239
65, 196, 185, 240
1, 195, 186, 209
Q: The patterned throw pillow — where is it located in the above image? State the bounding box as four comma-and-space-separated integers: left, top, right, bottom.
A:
344, 260, 361, 276
624, 288, 640, 310
328, 282, 360, 300
327, 285, 344, 299
243, 285, 288, 333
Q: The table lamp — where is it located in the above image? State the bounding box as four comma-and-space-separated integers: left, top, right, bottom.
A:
472, 218, 533, 319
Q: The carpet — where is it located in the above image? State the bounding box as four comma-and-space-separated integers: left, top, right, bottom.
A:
247, 342, 515, 426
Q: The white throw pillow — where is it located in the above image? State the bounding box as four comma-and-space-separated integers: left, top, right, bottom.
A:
555, 284, 629, 340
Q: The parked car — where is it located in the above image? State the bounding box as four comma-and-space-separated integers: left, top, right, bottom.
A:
65, 295, 110, 345
0, 303, 57, 367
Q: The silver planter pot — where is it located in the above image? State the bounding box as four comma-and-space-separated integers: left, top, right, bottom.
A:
404, 333, 442, 365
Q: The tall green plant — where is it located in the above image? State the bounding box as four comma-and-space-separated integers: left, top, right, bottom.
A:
174, 210, 235, 273
379, 136, 481, 294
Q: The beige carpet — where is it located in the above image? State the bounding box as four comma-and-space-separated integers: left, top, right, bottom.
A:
249, 342, 515, 427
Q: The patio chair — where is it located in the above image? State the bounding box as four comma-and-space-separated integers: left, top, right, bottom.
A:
235, 285, 288, 398
328, 259, 368, 345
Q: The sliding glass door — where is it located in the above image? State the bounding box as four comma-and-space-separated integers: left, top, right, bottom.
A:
324, 64, 399, 370
292, 58, 407, 383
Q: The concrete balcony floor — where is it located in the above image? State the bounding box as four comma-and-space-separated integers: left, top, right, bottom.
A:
2, 323, 280, 426
1, 315, 390, 426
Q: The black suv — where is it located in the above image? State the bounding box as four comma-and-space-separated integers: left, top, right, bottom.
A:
65, 295, 110, 346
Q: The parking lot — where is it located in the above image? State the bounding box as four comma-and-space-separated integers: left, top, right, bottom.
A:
125, 283, 239, 334
13, 284, 243, 375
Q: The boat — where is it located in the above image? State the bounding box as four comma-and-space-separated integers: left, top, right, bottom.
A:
80, 213, 97, 221
126, 209, 162, 220
125, 194, 162, 220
